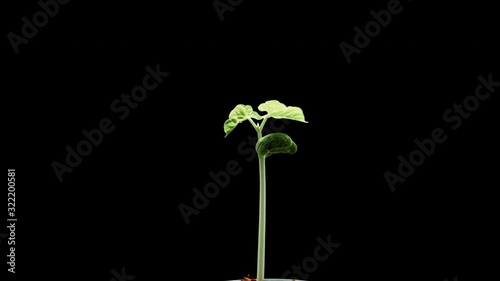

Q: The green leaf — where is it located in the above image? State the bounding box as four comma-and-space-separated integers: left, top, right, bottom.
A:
258, 100, 307, 123
224, 104, 261, 137
249, 111, 264, 120
229, 104, 253, 121
223, 118, 239, 137
258, 100, 287, 113
256, 133, 297, 158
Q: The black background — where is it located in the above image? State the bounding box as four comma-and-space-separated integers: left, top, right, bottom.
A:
3, 0, 499, 281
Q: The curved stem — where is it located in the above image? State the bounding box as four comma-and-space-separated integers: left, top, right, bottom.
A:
256, 155, 266, 281
247, 117, 259, 132
259, 116, 269, 132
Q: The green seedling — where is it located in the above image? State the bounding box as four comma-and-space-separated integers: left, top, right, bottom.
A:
224, 100, 307, 281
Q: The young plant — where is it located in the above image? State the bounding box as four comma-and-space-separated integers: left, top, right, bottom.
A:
224, 100, 307, 281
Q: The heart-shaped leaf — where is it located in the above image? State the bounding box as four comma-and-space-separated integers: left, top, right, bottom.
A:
224, 104, 263, 137
258, 100, 307, 123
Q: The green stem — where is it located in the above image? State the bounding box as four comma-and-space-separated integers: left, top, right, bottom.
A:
248, 117, 259, 133
260, 116, 269, 132
256, 155, 266, 281
254, 119, 269, 281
